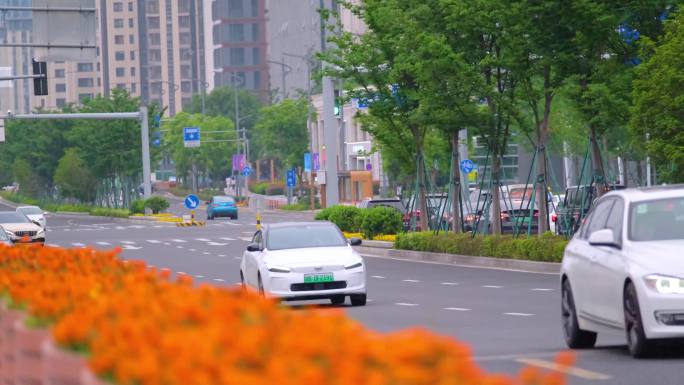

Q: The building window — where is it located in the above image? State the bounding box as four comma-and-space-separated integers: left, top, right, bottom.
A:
55, 69, 65, 78
179, 0, 191, 13
114, 35, 124, 44
129, 34, 135, 44
149, 33, 161, 45
146, 1, 159, 13
251, 0, 258, 17
179, 32, 191, 45
97, 78, 101, 86
130, 51, 135, 60
228, 0, 243, 17
55, 83, 66, 93
78, 78, 94, 88
254, 71, 261, 89
230, 48, 244, 66
252, 47, 260, 64
116, 68, 125, 77
229, 24, 244, 41
131, 83, 137, 93
77, 63, 93, 72
129, 18, 134, 28
251, 23, 259, 41
181, 81, 191, 93
56, 98, 66, 108
151, 82, 162, 95
78, 93, 94, 102
150, 66, 162, 80
180, 48, 192, 61
148, 17, 160, 29
178, 15, 190, 28
115, 51, 125, 61
180, 65, 191, 78
149, 49, 162, 62
114, 18, 123, 28
113, 2, 123, 12
130, 67, 136, 77
116, 83, 126, 89
128, 2, 133, 11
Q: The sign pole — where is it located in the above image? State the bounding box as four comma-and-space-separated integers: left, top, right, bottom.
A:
140, 106, 152, 199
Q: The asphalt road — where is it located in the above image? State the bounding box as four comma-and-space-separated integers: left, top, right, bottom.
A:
2, 199, 683, 384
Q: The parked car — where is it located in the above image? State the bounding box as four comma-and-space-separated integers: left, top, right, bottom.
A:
556, 184, 625, 236
561, 185, 684, 357
0, 211, 45, 244
463, 199, 539, 235
357, 198, 406, 212
16, 206, 47, 229
240, 221, 367, 306
206, 196, 238, 220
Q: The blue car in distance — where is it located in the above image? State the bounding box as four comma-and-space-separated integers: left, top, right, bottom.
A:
206, 196, 238, 220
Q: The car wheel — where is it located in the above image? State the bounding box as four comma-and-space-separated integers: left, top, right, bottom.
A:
350, 294, 367, 306
330, 295, 345, 305
624, 283, 654, 358
561, 279, 597, 349
257, 274, 265, 297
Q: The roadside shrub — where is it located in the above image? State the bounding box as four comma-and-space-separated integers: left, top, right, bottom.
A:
89, 207, 130, 218
130, 199, 146, 214
314, 206, 333, 220
395, 232, 568, 262
360, 206, 403, 239
266, 183, 285, 195
326, 205, 363, 233
249, 182, 268, 195
144, 196, 170, 214
280, 203, 309, 211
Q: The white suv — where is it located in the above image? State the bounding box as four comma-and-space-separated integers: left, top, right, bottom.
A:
560, 185, 684, 357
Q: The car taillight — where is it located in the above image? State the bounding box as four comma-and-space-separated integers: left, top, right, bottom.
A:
500, 213, 510, 220
533, 212, 539, 218
551, 214, 557, 222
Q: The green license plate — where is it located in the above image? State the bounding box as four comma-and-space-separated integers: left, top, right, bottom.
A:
304, 273, 334, 283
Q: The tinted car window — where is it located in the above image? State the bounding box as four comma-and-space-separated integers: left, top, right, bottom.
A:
605, 199, 624, 241
0, 212, 31, 223
581, 199, 614, 239
629, 197, 684, 241
214, 196, 235, 203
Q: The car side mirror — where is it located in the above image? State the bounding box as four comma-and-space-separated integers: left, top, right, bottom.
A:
349, 238, 362, 246
588, 229, 620, 249
246, 243, 262, 252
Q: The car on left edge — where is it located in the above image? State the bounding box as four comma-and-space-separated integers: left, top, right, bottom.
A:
0, 211, 45, 244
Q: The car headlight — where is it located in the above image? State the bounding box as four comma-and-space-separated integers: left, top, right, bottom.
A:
267, 265, 291, 273
344, 260, 364, 270
644, 274, 684, 294
37, 229, 45, 236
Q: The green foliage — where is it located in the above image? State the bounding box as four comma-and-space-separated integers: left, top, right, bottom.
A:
88, 207, 130, 218
253, 99, 309, 169
314, 206, 333, 221
54, 149, 96, 203
249, 182, 285, 196
249, 182, 268, 195
322, 205, 363, 233
631, 9, 684, 183
0, 192, 129, 218
360, 206, 403, 239
130, 199, 147, 214
280, 203, 310, 211
144, 196, 170, 214
395, 232, 568, 262
12, 159, 40, 198
0, 192, 39, 206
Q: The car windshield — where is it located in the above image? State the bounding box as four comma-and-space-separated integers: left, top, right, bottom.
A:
17, 207, 42, 215
0, 212, 30, 223
267, 224, 348, 250
213, 196, 235, 203
629, 197, 684, 241
507, 187, 533, 200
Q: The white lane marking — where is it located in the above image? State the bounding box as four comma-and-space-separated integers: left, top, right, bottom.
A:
46, 243, 60, 247
220, 237, 235, 241
146, 240, 161, 244
171, 239, 186, 243
195, 238, 211, 242
115, 226, 126, 230
531, 288, 554, 292
402, 279, 420, 283
176, 246, 184, 249
238, 237, 252, 241
177, 271, 187, 275
504, 312, 535, 317
515, 358, 612, 381
71, 242, 86, 247
241, 231, 253, 234
129, 225, 145, 229
371, 275, 385, 279
208, 242, 228, 246
203, 252, 210, 255
95, 242, 111, 246
444, 307, 471, 311
218, 254, 227, 257
233, 256, 241, 260
122, 245, 142, 250
163, 243, 172, 246
121, 241, 136, 244
394, 302, 419, 307
482, 285, 503, 289
189, 248, 197, 252
441, 282, 459, 286
63, 229, 71, 232
360, 254, 558, 275
213, 278, 225, 282
195, 275, 205, 278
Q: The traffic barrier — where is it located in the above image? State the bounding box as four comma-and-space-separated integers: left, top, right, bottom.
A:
176, 220, 205, 227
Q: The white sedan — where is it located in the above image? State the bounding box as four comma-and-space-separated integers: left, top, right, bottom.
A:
16, 206, 46, 229
240, 221, 367, 306
561, 185, 684, 357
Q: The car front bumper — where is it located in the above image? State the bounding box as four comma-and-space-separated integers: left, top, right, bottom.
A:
265, 268, 366, 299
10, 236, 45, 244
209, 207, 238, 217
639, 288, 684, 339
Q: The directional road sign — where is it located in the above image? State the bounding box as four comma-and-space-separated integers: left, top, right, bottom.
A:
183, 127, 200, 148
286, 169, 296, 187
304, 153, 312, 172
242, 166, 251, 177
460, 159, 475, 174
184, 194, 200, 210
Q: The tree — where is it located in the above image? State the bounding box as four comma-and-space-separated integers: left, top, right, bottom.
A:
631, 9, 684, 183
12, 158, 40, 198
253, 98, 309, 174
54, 148, 96, 203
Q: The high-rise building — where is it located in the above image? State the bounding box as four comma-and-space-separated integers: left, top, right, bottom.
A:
0, 0, 33, 114
209, 0, 269, 102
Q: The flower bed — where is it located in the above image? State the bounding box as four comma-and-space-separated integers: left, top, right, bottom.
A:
0, 244, 570, 384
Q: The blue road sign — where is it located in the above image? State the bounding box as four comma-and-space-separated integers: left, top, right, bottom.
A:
184, 194, 200, 210
183, 127, 200, 148
304, 153, 312, 172
460, 159, 475, 174
242, 166, 251, 176
286, 169, 296, 187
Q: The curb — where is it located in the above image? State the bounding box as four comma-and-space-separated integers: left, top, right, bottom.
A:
354, 245, 560, 274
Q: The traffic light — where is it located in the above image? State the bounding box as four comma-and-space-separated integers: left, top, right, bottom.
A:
32, 59, 48, 96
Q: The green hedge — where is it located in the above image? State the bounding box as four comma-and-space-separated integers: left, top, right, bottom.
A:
144, 196, 170, 214
250, 182, 285, 196
361, 206, 403, 239
0, 192, 130, 218
89, 207, 130, 218
394, 232, 568, 262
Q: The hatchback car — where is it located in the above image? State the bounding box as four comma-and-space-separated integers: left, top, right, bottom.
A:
206, 196, 238, 220
240, 222, 367, 306
561, 185, 684, 357
16, 206, 46, 229
0, 211, 45, 244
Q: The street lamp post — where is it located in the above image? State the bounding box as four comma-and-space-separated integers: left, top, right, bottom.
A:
266, 58, 293, 102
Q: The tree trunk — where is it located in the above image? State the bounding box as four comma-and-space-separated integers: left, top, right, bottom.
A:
490, 154, 502, 235
450, 131, 462, 233
417, 151, 429, 232
536, 147, 549, 235
191, 162, 198, 192
589, 125, 607, 198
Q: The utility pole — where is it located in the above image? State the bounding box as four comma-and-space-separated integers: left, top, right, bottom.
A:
321, 0, 339, 206
233, 72, 241, 196
140, 105, 152, 198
